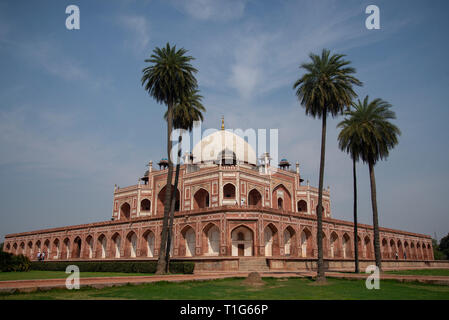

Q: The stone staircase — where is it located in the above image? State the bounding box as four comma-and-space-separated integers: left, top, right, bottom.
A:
238, 257, 269, 272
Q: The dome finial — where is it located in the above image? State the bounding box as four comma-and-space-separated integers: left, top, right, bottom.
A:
221, 116, 225, 130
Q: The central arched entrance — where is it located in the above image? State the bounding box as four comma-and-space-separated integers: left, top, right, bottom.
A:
231, 226, 253, 257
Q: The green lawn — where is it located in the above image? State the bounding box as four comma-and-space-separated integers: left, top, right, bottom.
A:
0, 270, 154, 281
2, 277, 449, 300
385, 269, 449, 277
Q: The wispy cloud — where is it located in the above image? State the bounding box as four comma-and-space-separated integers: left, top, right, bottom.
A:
170, 0, 247, 21
2, 38, 107, 89
32, 41, 89, 81
118, 15, 151, 54
197, 1, 411, 102
192, 2, 365, 102
0, 106, 139, 184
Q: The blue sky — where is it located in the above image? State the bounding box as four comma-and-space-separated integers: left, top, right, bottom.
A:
1, 0, 448, 242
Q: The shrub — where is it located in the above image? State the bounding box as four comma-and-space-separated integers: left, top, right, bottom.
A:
30, 260, 194, 274
0, 252, 31, 272
170, 261, 195, 274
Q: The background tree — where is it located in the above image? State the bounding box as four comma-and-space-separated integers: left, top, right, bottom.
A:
164, 89, 205, 271
345, 96, 401, 270
432, 238, 447, 260
141, 43, 198, 274
337, 108, 364, 273
439, 233, 449, 259
293, 49, 362, 281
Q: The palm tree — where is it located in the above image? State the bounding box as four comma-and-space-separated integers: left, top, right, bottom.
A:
141, 43, 198, 274
293, 49, 362, 281
164, 89, 205, 272
337, 108, 364, 273
341, 96, 400, 270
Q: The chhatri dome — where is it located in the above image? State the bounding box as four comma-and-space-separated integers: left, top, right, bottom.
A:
191, 117, 257, 165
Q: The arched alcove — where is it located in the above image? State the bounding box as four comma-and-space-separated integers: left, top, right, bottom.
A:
248, 189, 262, 207
231, 226, 254, 257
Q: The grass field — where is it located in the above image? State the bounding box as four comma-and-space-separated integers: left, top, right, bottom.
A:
1, 276, 449, 300
384, 269, 449, 276
0, 271, 154, 281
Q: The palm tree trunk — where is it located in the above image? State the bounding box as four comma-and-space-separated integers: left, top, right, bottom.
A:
368, 159, 382, 271
156, 103, 174, 275
316, 112, 326, 282
353, 157, 359, 273
165, 133, 183, 272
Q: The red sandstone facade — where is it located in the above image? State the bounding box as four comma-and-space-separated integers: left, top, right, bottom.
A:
4, 161, 433, 264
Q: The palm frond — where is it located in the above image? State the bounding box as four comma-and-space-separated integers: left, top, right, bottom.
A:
163, 88, 206, 131
337, 96, 401, 165
141, 43, 198, 107
293, 49, 362, 118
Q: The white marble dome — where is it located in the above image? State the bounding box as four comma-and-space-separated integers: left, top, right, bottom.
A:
192, 129, 257, 165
